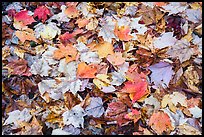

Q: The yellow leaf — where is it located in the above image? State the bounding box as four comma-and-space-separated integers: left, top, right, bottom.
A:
93, 74, 110, 89
94, 41, 114, 58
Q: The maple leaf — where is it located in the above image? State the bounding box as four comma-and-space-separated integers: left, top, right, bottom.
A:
162, 2, 187, 15
59, 29, 83, 44
114, 25, 133, 41
77, 62, 97, 78
110, 71, 126, 86
38, 78, 82, 102
107, 52, 125, 66
13, 10, 36, 30
149, 111, 173, 135
85, 97, 105, 118
188, 106, 202, 119
6, 59, 32, 76
86, 17, 98, 30
64, 4, 79, 18
153, 32, 177, 49
62, 104, 86, 128
93, 41, 114, 58
167, 39, 194, 63
64, 92, 81, 110
30, 58, 52, 77
122, 65, 148, 102
105, 101, 129, 126
4, 108, 32, 128
34, 5, 52, 23
130, 17, 147, 35
15, 28, 37, 43
185, 9, 202, 23
34, 22, 61, 40
124, 109, 141, 123
53, 44, 78, 63
148, 61, 174, 88
76, 18, 89, 28
98, 16, 117, 43
58, 59, 77, 80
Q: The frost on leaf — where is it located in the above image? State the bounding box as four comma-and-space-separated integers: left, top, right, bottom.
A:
149, 61, 174, 88
85, 97, 104, 118
34, 22, 61, 40
58, 59, 77, 80
185, 9, 202, 23
167, 39, 194, 63
188, 106, 202, 119
38, 78, 82, 102
30, 58, 52, 77
148, 111, 174, 135
62, 104, 86, 128
153, 32, 177, 49
98, 16, 117, 43
110, 71, 126, 86
162, 2, 187, 15
4, 108, 32, 128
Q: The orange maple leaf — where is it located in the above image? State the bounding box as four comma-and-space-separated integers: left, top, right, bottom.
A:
76, 18, 89, 28
114, 25, 133, 41
53, 44, 78, 63
149, 111, 173, 135
154, 2, 167, 7
64, 5, 79, 18
34, 5, 52, 23
15, 28, 37, 43
77, 62, 97, 78
92, 41, 114, 58
107, 52, 125, 66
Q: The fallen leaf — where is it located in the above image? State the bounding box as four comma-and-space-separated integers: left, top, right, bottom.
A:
176, 123, 201, 135
34, 5, 51, 23
167, 39, 194, 63
148, 111, 174, 135
114, 25, 133, 41
77, 62, 97, 78
182, 66, 201, 93
64, 4, 79, 18
153, 32, 177, 49
6, 59, 32, 76
53, 44, 78, 63
188, 106, 202, 119
149, 61, 174, 88
93, 41, 114, 58
64, 92, 81, 110
98, 16, 117, 43
76, 18, 89, 28
62, 104, 86, 128
85, 97, 104, 118
86, 17, 98, 30
13, 10, 36, 30
107, 52, 125, 66
124, 109, 141, 123
4, 108, 32, 128
15, 28, 37, 43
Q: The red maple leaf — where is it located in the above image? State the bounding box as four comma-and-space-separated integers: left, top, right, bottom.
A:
59, 29, 83, 44
14, 10, 36, 26
122, 65, 148, 102
34, 5, 52, 23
